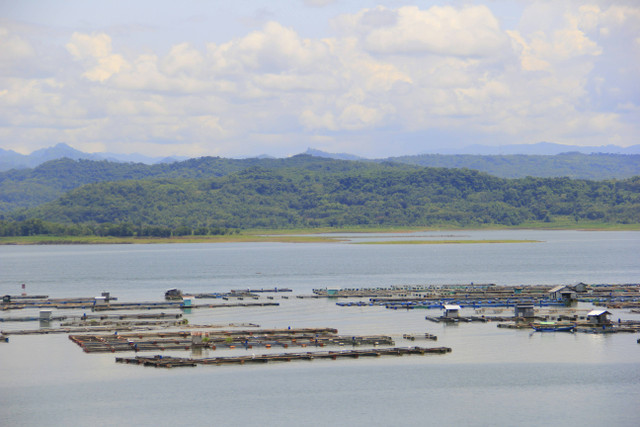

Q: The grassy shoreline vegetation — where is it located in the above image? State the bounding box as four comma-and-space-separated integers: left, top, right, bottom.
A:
0, 234, 343, 245
1, 221, 637, 245
355, 240, 540, 245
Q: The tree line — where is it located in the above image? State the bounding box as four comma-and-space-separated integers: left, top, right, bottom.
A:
4, 165, 638, 232
0, 218, 238, 238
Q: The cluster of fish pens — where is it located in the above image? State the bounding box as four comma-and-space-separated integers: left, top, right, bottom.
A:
1, 288, 290, 312
319, 283, 640, 307
67, 328, 451, 368
320, 283, 640, 334
3, 282, 639, 368
68, 328, 396, 353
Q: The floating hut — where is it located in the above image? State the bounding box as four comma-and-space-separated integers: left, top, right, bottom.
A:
326, 287, 341, 297
549, 285, 577, 302
587, 309, 611, 326
573, 283, 587, 293
443, 304, 461, 319
514, 303, 535, 319
165, 289, 183, 300
93, 296, 107, 307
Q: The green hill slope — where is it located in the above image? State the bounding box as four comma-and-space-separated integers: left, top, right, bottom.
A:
0, 155, 415, 212
385, 153, 640, 179
10, 166, 640, 231
2, 152, 637, 214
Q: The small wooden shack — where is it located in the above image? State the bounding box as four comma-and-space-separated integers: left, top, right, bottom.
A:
587, 309, 611, 325
573, 282, 587, 293
165, 288, 183, 300
326, 287, 341, 296
443, 304, 461, 319
514, 303, 535, 319
93, 296, 107, 306
549, 285, 577, 302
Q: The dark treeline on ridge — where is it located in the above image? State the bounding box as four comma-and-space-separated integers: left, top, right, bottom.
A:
387, 152, 640, 180
1, 155, 638, 236
2, 152, 640, 214
0, 155, 414, 212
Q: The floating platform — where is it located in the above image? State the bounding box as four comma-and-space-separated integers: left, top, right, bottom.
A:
68, 329, 392, 353
402, 333, 437, 341
0, 312, 182, 323
1, 297, 277, 311
115, 346, 453, 368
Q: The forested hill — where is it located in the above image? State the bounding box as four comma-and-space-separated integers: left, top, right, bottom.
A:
10, 166, 640, 231
0, 155, 416, 212
384, 152, 640, 179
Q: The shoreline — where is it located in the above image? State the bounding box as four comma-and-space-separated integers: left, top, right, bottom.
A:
1, 223, 638, 245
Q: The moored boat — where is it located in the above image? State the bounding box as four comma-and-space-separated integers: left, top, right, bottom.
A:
531, 322, 575, 332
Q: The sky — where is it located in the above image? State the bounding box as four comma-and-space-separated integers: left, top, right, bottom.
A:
0, 0, 638, 158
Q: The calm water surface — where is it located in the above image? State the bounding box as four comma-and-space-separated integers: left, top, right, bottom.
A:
1, 230, 639, 426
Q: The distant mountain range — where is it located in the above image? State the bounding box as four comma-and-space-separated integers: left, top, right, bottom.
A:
0, 143, 186, 171
416, 142, 640, 156
1, 142, 638, 172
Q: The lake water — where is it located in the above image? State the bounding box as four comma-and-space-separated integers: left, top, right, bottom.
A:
1, 230, 639, 426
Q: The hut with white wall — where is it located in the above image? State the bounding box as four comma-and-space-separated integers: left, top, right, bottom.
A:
587, 309, 611, 326
514, 303, 535, 319
443, 304, 461, 319
549, 285, 577, 302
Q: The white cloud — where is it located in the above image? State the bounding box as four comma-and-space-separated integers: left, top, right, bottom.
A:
66, 32, 128, 82
0, 27, 35, 63
161, 43, 205, 76
303, 0, 336, 7
334, 5, 508, 57
212, 21, 332, 73
1, 2, 638, 157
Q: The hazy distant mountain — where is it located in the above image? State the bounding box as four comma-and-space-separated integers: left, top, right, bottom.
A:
0, 143, 186, 171
102, 152, 188, 164
384, 152, 640, 179
2, 142, 638, 172
421, 142, 640, 155
303, 148, 365, 161
0, 148, 26, 171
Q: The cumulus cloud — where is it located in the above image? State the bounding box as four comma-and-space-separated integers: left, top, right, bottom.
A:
66, 32, 128, 82
1, 2, 638, 157
213, 21, 332, 74
0, 27, 35, 65
333, 5, 508, 57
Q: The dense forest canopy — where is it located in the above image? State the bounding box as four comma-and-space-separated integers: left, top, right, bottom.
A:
2, 156, 638, 236
1, 152, 639, 214
385, 152, 640, 179
0, 155, 417, 212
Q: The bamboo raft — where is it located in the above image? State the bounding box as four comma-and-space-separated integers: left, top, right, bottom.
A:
93, 301, 279, 311
402, 333, 437, 341
115, 346, 453, 368
2, 324, 184, 335
172, 287, 292, 300
1, 298, 278, 311
69, 328, 392, 353
0, 312, 183, 323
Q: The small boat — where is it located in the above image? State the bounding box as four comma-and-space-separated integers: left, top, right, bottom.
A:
531, 322, 575, 332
